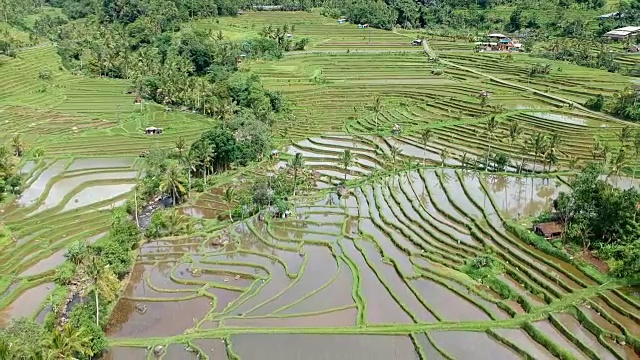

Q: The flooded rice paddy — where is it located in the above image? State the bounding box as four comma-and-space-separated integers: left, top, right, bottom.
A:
2, 156, 639, 360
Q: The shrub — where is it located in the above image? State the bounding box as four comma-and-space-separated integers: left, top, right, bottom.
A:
584, 94, 604, 111
431, 67, 444, 75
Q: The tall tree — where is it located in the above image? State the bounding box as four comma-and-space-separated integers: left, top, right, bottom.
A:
175, 136, 186, 157
86, 255, 119, 326
11, 134, 24, 157
289, 152, 304, 196
390, 145, 402, 171
526, 133, 548, 173
223, 186, 237, 221
338, 149, 354, 181
372, 96, 383, 132
420, 129, 434, 165
619, 125, 633, 147
159, 163, 186, 205
484, 116, 499, 169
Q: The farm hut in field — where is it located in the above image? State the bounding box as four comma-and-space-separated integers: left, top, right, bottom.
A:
532, 221, 564, 240
286, 33, 293, 39
134, 96, 143, 104
598, 12, 623, 19
411, 39, 423, 46
603, 26, 640, 41
145, 127, 163, 135
337, 19, 345, 24
270, 149, 280, 158
358, 24, 369, 29
628, 44, 640, 52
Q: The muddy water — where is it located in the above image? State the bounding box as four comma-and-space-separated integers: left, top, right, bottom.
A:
164, 343, 200, 359
106, 297, 212, 338
232, 334, 419, 360
224, 307, 357, 328
172, 263, 256, 288
67, 157, 135, 171
20, 160, 36, 174
131, 262, 200, 293
553, 313, 617, 360
278, 258, 354, 315
19, 160, 67, 206
605, 290, 640, 318
341, 239, 412, 324
492, 328, 556, 360
62, 183, 135, 211
101, 347, 148, 360
603, 338, 640, 360
422, 171, 468, 224
19, 247, 67, 277
228, 253, 294, 315
498, 274, 547, 306
413, 333, 446, 360
269, 225, 338, 243
0, 282, 53, 326
579, 306, 622, 334
270, 220, 342, 235
251, 245, 339, 316
208, 287, 242, 313
411, 278, 490, 321
293, 213, 345, 223
430, 330, 520, 360
33, 171, 138, 214
192, 339, 228, 360
359, 240, 436, 323
483, 175, 569, 219
532, 320, 589, 360
592, 296, 640, 337
359, 218, 414, 276
440, 170, 484, 219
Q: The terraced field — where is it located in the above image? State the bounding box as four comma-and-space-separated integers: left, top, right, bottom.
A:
1, 10, 640, 360
0, 157, 140, 325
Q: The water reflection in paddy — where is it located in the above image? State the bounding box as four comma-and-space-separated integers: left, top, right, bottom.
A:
232, 334, 419, 360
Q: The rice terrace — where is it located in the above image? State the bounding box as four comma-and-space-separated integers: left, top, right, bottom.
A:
0, 1, 640, 359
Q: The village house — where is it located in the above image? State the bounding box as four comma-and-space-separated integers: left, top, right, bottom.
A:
603, 26, 640, 41
476, 33, 522, 52
532, 221, 564, 240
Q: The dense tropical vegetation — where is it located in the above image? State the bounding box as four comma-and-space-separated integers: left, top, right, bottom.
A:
555, 164, 640, 278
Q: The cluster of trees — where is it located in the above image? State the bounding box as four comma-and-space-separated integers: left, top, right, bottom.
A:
48, 209, 140, 357
30, 0, 286, 122
0, 318, 94, 359
585, 89, 640, 122
0, 135, 27, 201
554, 163, 639, 278
538, 39, 621, 73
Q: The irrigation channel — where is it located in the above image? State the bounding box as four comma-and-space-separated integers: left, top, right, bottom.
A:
1, 10, 640, 360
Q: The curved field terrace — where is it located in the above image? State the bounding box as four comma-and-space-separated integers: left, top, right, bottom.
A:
1, 10, 639, 360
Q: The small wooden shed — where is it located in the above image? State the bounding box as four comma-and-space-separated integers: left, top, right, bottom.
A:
532, 221, 564, 240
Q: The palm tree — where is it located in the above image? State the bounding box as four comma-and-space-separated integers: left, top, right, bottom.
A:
372, 96, 383, 132
484, 116, 499, 169
608, 148, 627, 184
508, 120, 522, 145
159, 163, 187, 205
289, 153, 304, 196
338, 149, 354, 181
390, 145, 402, 171
461, 151, 468, 170
545, 131, 561, 172
175, 137, 186, 157
11, 134, 24, 157
568, 156, 579, 171
618, 125, 633, 147
420, 129, 434, 165
41, 324, 94, 359
223, 187, 237, 221
440, 147, 449, 167
526, 133, 548, 173
181, 151, 197, 197
86, 255, 118, 326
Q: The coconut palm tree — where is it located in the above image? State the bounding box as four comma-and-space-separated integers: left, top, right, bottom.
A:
223, 186, 237, 221
526, 133, 548, 173
11, 134, 24, 157
568, 156, 579, 171
508, 120, 522, 145
390, 145, 402, 171
175, 137, 186, 157
289, 153, 304, 196
41, 324, 94, 359
608, 148, 627, 184
181, 151, 197, 197
461, 151, 468, 170
420, 129, 434, 165
338, 149, 354, 181
484, 116, 499, 169
372, 96, 383, 132
619, 125, 633, 147
440, 147, 449, 167
159, 163, 187, 205
86, 255, 119, 326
